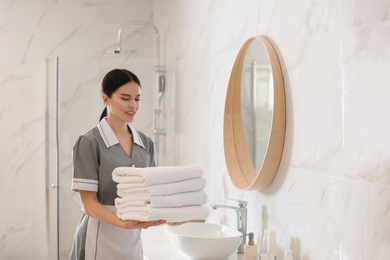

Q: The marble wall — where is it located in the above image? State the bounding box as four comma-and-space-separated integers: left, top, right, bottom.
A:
1, 0, 389, 259
154, 1, 390, 260
0, 0, 155, 259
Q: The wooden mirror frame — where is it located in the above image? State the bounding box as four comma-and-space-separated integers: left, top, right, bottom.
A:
224, 36, 286, 190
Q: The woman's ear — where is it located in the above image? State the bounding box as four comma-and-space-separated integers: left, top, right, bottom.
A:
102, 94, 110, 106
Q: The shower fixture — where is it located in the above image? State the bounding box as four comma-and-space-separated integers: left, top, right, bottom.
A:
108, 21, 167, 164
158, 75, 165, 106
153, 65, 167, 136
105, 49, 135, 55
105, 21, 161, 66
156, 66, 166, 108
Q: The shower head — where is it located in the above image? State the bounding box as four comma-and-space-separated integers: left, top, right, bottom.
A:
104, 48, 135, 55
107, 21, 160, 64
158, 74, 166, 107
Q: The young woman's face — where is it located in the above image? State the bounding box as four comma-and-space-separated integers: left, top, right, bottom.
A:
103, 81, 141, 123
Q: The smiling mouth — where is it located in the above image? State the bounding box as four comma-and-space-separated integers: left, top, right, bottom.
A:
126, 111, 136, 116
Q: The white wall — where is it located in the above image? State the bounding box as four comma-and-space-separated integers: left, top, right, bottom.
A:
0, 0, 154, 259
1, 0, 389, 259
154, 1, 390, 260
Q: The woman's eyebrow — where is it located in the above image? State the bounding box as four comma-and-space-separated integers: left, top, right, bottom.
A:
119, 93, 141, 97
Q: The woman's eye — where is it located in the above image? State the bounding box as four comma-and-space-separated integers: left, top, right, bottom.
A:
121, 98, 129, 101
135, 98, 140, 102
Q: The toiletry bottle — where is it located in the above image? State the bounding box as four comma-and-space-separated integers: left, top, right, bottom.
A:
262, 229, 268, 254
267, 230, 276, 259
244, 232, 257, 260
259, 253, 270, 260
283, 249, 293, 260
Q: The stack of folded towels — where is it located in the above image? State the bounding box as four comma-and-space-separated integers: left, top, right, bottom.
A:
112, 164, 209, 222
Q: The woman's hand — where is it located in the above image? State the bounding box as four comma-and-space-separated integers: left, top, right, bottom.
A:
122, 219, 166, 229
166, 221, 189, 226
79, 191, 166, 229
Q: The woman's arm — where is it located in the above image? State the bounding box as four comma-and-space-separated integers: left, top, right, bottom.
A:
79, 190, 166, 229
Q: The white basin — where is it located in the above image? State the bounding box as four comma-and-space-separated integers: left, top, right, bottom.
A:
164, 222, 243, 259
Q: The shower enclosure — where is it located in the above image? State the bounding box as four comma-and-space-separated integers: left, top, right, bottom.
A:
47, 23, 176, 259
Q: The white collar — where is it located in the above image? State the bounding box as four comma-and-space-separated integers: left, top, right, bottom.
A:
97, 118, 145, 149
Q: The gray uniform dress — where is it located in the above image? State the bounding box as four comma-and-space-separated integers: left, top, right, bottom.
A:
70, 118, 155, 260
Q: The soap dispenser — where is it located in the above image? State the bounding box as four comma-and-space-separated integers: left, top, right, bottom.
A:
244, 232, 257, 260
267, 230, 276, 258
283, 249, 293, 260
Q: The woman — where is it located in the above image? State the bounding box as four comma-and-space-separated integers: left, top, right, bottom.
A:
70, 69, 166, 260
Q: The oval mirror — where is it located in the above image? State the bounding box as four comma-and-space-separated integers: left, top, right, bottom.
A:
224, 36, 285, 190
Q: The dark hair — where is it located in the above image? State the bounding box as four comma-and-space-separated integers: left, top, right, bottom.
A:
99, 69, 141, 121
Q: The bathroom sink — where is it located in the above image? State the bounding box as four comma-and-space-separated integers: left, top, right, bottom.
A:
164, 222, 242, 259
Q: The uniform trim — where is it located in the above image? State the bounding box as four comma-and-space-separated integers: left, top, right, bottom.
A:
98, 118, 145, 148
72, 178, 99, 192
127, 124, 145, 148
85, 215, 99, 259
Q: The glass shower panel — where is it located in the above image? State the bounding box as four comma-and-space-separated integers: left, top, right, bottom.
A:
55, 55, 176, 259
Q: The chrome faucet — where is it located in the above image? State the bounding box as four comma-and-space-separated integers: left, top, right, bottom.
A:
210, 198, 247, 253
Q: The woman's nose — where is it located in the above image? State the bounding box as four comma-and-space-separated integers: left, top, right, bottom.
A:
129, 99, 137, 108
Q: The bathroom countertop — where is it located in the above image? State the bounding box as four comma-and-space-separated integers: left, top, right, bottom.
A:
141, 225, 244, 260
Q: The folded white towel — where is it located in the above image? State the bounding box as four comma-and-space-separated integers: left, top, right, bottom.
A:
115, 190, 208, 209
117, 177, 207, 197
112, 165, 204, 186
116, 205, 210, 222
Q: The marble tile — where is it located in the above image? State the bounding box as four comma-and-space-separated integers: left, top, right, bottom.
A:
259, 0, 344, 40
0, 65, 48, 258
341, 180, 390, 260
1, 0, 154, 259
343, 0, 390, 28
157, 2, 390, 259
343, 22, 390, 185
278, 33, 344, 177
285, 170, 342, 260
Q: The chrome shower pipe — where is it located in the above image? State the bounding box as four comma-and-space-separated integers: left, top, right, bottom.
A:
116, 21, 166, 164
116, 21, 161, 66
